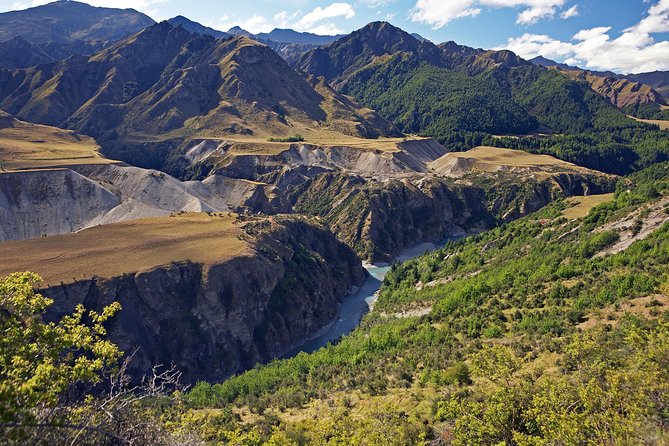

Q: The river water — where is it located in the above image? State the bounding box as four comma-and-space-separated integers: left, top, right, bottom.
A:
284, 241, 446, 357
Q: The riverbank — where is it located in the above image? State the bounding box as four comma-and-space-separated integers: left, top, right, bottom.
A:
284, 240, 456, 358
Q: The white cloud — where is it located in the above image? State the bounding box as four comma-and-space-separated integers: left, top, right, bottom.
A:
629, 0, 669, 33
411, 0, 576, 28
516, 4, 556, 24
211, 2, 355, 36
213, 14, 275, 34
411, 0, 481, 28
362, 0, 397, 7
293, 3, 355, 32
499, 2, 669, 73
560, 4, 579, 19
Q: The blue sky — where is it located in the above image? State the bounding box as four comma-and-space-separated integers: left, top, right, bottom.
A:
3, 1, 669, 72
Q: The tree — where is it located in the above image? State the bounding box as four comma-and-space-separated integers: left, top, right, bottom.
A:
0, 272, 121, 433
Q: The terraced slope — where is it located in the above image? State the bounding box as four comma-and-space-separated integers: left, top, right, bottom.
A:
428, 146, 597, 177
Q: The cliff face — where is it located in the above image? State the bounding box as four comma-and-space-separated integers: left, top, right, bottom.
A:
41, 216, 366, 383
0, 164, 296, 242
293, 171, 616, 262
0, 169, 121, 241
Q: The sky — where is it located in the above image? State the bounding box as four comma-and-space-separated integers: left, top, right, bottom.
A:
2, 0, 669, 73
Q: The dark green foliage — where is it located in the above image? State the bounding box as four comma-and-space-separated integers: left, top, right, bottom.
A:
267, 135, 305, 143
487, 125, 669, 175
579, 230, 619, 257
343, 56, 537, 141
339, 48, 669, 176
184, 162, 669, 420
623, 102, 669, 120
509, 67, 637, 133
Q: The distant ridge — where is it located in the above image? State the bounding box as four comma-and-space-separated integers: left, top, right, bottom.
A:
168, 16, 229, 39
0, 1, 154, 44
0, 0, 155, 65
529, 56, 667, 109
257, 28, 343, 46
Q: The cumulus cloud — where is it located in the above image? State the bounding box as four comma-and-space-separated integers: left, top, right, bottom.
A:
410, 0, 482, 28
293, 3, 355, 32
411, 0, 579, 28
211, 2, 354, 35
499, 2, 669, 73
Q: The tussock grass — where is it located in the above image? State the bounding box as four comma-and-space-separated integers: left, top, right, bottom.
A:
0, 119, 113, 171
0, 213, 248, 285
629, 116, 669, 130
562, 193, 616, 220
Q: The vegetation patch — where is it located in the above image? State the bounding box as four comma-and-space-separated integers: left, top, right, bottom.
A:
267, 135, 306, 143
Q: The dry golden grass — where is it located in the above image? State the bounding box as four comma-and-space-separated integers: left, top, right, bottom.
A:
464, 146, 584, 169
0, 213, 249, 285
124, 128, 422, 156
202, 132, 423, 155
628, 115, 669, 130
431, 146, 588, 177
562, 193, 615, 220
0, 119, 114, 170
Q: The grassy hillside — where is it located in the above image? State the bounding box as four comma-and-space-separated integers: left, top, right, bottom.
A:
0, 213, 248, 285
299, 22, 669, 176
0, 113, 112, 170
488, 125, 669, 175
173, 162, 669, 444
342, 54, 644, 145
428, 145, 596, 177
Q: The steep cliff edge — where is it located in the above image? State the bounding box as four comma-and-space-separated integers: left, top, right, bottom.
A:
0, 213, 366, 383
293, 169, 616, 262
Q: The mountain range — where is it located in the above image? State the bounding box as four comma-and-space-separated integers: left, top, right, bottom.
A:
1, 2, 669, 443
296, 22, 645, 141
0, 0, 154, 63
0, 21, 397, 171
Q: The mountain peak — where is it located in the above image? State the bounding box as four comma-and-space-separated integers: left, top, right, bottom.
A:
227, 26, 254, 38
298, 21, 441, 83
0, 0, 155, 44
356, 21, 410, 40
167, 15, 228, 39
479, 49, 530, 68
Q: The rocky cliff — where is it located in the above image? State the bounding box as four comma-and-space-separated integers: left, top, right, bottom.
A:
292, 170, 616, 262
0, 214, 366, 383
177, 141, 617, 262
